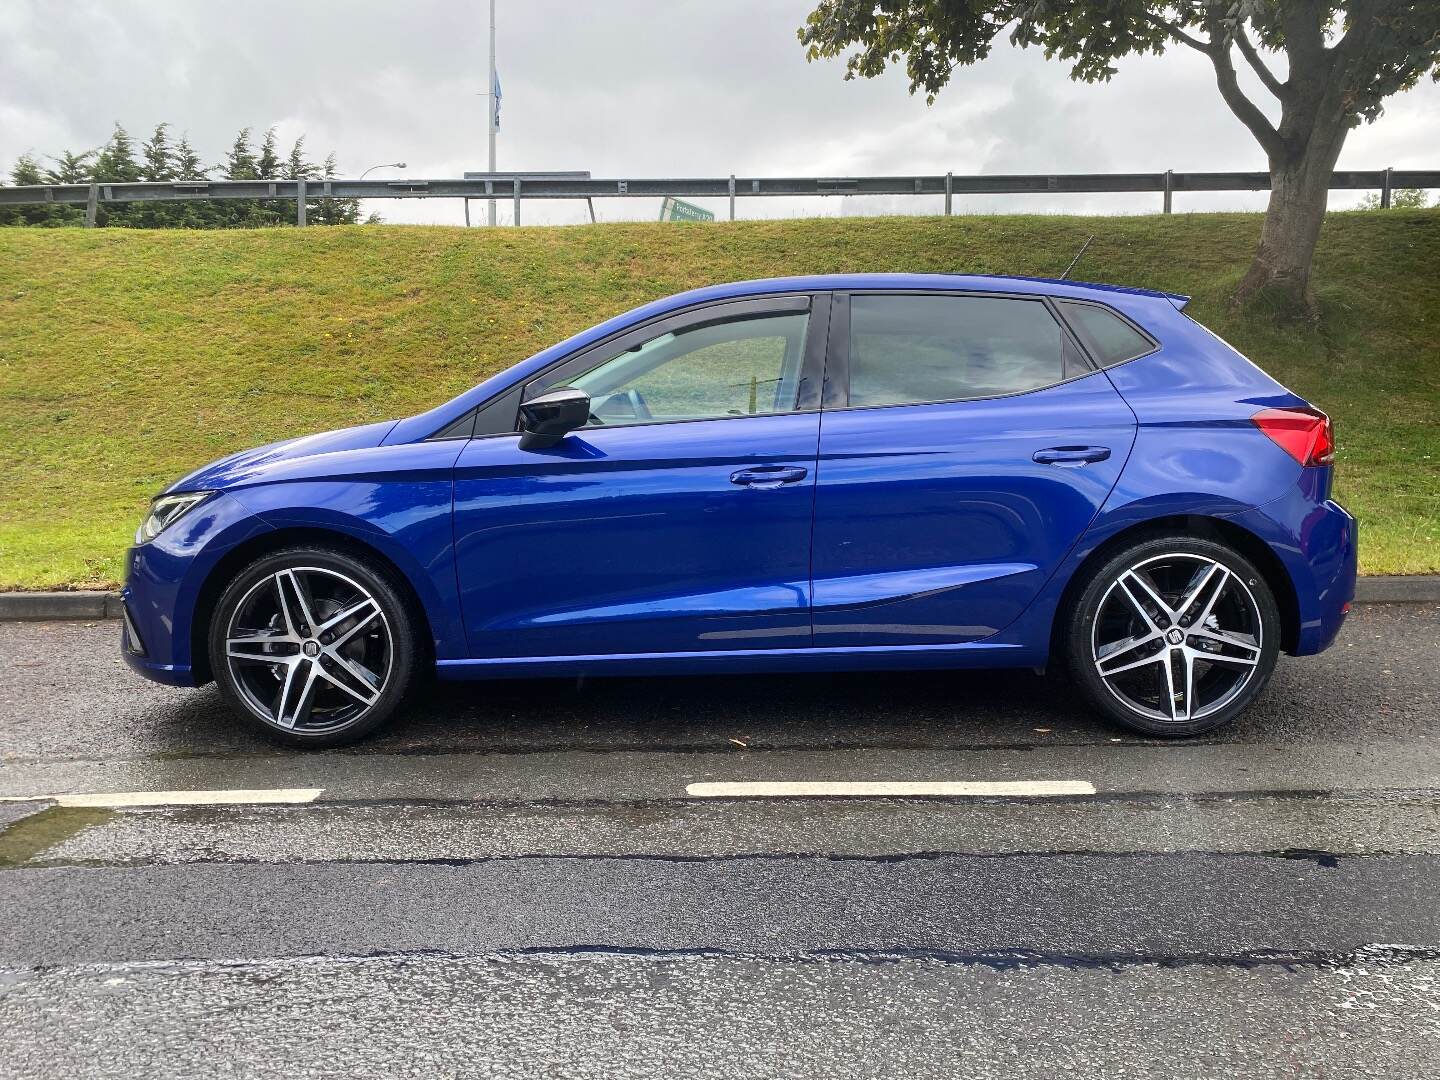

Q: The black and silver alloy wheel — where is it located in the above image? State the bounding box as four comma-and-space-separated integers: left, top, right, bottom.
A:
210, 547, 417, 747
1066, 537, 1280, 737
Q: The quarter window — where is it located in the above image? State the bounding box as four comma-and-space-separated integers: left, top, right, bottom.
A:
565, 312, 809, 426
1057, 301, 1155, 366
847, 295, 1067, 407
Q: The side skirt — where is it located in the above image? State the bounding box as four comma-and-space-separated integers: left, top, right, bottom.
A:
435, 641, 1039, 681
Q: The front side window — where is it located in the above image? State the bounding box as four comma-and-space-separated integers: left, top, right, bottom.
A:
565, 311, 809, 426
847, 295, 1067, 408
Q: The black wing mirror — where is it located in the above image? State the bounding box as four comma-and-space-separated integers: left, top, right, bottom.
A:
518, 387, 591, 450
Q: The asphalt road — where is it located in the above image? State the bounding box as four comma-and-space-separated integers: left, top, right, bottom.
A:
1, 603, 1438, 1078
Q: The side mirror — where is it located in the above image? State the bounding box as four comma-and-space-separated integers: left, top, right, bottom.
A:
518, 386, 591, 450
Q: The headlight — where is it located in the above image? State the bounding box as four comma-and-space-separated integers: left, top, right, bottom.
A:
136, 491, 215, 544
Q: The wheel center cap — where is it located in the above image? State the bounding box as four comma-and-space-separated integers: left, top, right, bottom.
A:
1167, 629, 1185, 645
302, 640, 321, 657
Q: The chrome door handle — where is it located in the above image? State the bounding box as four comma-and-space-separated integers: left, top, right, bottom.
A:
730, 465, 809, 488
1033, 446, 1111, 467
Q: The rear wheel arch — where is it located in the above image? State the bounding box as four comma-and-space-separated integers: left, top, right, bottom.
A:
190, 526, 435, 684
1052, 514, 1301, 659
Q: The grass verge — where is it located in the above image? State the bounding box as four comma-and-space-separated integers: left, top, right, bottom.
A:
1, 211, 1436, 588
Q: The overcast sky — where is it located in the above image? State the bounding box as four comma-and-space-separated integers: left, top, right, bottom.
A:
3, 0, 1436, 225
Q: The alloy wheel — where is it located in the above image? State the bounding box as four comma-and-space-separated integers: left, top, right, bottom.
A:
1090, 552, 1263, 724
223, 566, 393, 734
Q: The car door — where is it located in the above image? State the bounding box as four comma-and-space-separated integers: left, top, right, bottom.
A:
810, 290, 1137, 646
453, 294, 830, 659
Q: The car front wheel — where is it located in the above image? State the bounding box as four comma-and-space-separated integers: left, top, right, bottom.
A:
1064, 536, 1281, 737
208, 546, 418, 748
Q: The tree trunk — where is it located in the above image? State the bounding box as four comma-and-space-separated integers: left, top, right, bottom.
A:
1225, 10, 1356, 319
1233, 133, 1346, 315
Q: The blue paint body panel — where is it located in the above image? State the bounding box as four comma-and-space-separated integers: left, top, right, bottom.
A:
452, 413, 819, 657
123, 272, 1355, 690
810, 371, 1136, 645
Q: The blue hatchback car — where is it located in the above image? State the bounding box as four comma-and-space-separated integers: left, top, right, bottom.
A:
122, 274, 1356, 746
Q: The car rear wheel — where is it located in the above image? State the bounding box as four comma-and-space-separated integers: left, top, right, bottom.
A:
209, 546, 418, 748
1064, 536, 1281, 737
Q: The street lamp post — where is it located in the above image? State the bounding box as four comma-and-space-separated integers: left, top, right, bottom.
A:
359, 162, 407, 180
487, 0, 498, 226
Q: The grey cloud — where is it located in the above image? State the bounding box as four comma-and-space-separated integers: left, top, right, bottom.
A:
1, 0, 1433, 224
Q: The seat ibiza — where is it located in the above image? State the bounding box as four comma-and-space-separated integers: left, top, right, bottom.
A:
122, 274, 1356, 746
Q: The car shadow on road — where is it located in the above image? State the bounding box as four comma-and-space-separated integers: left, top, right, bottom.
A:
69, 666, 1113, 761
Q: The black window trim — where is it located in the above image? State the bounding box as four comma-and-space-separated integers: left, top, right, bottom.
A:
1051, 296, 1160, 370
425, 292, 831, 441
824, 288, 1100, 414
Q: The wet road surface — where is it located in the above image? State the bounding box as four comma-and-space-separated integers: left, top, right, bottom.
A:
1, 603, 1438, 1078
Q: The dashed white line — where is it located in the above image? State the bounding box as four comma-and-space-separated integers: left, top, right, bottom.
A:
684, 780, 1096, 798
0, 788, 324, 808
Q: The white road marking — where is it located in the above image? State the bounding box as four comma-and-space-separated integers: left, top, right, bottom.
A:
0, 788, 324, 808
685, 780, 1096, 798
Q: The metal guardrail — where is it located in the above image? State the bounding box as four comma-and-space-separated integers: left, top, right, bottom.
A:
2, 168, 1434, 225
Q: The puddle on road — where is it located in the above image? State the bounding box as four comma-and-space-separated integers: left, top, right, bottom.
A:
0, 806, 113, 866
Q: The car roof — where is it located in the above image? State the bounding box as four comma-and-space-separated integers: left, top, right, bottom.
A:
652, 273, 1190, 310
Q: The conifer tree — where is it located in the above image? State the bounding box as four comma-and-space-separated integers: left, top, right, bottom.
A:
92, 124, 142, 226
37, 151, 91, 225
172, 135, 206, 181
0, 155, 51, 225
169, 133, 210, 228
219, 127, 260, 227
141, 124, 174, 182
253, 127, 286, 224
44, 150, 95, 184
94, 125, 141, 182
316, 152, 362, 225
284, 136, 316, 180
135, 123, 178, 227
222, 127, 258, 180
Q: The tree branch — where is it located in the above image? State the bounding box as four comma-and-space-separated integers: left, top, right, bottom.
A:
1233, 24, 1286, 100
1138, 12, 1212, 54
1209, 39, 1286, 159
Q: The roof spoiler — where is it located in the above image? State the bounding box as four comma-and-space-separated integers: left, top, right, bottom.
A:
1167, 293, 1191, 311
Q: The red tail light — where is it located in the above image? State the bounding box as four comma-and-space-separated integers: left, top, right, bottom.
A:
1251, 407, 1335, 467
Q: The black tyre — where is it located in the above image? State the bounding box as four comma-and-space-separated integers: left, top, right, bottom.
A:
1063, 535, 1281, 737
208, 546, 419, 748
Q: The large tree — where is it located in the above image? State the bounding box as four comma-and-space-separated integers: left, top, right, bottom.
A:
799, 1, 1440, 311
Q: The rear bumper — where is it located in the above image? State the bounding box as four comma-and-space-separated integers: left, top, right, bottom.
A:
1226, 480, 1357, 656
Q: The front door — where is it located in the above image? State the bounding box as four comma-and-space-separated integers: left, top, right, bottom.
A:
453, 294, 828, 659
810, 291, 1137, 646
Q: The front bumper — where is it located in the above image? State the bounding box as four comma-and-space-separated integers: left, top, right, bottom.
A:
120, 492, 272, 687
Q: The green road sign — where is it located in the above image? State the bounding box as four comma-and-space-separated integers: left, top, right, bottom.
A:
659, 196, 715, 223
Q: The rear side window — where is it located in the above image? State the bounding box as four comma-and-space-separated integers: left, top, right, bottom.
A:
847, 295, 1067, 407
1057, 301, 1155, 366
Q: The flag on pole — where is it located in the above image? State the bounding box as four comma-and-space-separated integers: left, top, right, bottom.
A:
492, 71, 502, 129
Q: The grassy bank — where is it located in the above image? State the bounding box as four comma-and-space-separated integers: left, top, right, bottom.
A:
1, 212, 1436, 588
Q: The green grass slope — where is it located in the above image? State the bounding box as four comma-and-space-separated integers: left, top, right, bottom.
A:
1, 212, 1436, 589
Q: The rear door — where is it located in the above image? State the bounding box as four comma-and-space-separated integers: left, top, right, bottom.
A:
452, 294, 829, 659
810, 291, 1136, 646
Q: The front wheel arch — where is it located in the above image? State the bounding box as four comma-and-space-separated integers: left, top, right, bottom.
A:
191, 526, 436, 685
1050, 514, 1301, 663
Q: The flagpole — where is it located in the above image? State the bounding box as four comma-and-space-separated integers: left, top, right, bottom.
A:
487, 0, 497, 226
